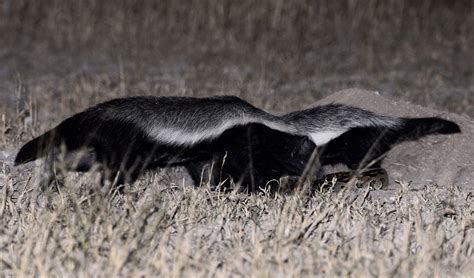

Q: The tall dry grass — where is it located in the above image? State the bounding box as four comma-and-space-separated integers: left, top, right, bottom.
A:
0, 169, 472, 276
1, 0, 472, 52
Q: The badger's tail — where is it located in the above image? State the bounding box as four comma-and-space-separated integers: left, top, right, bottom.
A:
14, 113, 90, 166
396, 117, 461, 141
319, 117, 460, 169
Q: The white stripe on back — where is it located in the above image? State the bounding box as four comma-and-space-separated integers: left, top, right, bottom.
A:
309, 130, 346, 145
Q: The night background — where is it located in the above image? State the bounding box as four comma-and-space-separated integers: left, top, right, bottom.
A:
1, 0, 472, 118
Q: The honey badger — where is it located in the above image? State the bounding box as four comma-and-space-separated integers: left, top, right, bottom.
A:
15, 95, 460, 191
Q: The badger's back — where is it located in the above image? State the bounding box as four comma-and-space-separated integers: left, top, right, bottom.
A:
284, 103, 460, 169
14, 95, 296, 166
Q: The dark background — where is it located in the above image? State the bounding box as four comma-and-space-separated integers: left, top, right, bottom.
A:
1, 0, 472, 121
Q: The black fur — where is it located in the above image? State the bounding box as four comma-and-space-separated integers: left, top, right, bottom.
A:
202, 123, 316, 191
15, 110, 210, 184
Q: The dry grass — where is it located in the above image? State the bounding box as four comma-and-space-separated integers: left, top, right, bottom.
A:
0, 167, 472, 276
0, 1, 473, 276
2, 0, 472, 51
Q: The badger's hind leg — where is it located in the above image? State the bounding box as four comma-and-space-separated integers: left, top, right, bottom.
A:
99, 155, 148, 189
185, 159, 212, 186
101, 148, 164, 189
185, 155, 233, 190
35, 149, 60, 191
35, 147, 97, 190
64, 148, 97, 172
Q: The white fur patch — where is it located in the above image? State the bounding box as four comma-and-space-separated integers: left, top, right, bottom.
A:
146, 117, 293, 146
309, 130, 346, 145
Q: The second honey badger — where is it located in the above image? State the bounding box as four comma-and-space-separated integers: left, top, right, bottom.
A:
186, 103, 460, 191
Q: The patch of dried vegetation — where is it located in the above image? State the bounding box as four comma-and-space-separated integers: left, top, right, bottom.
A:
0, 167, 472, 276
